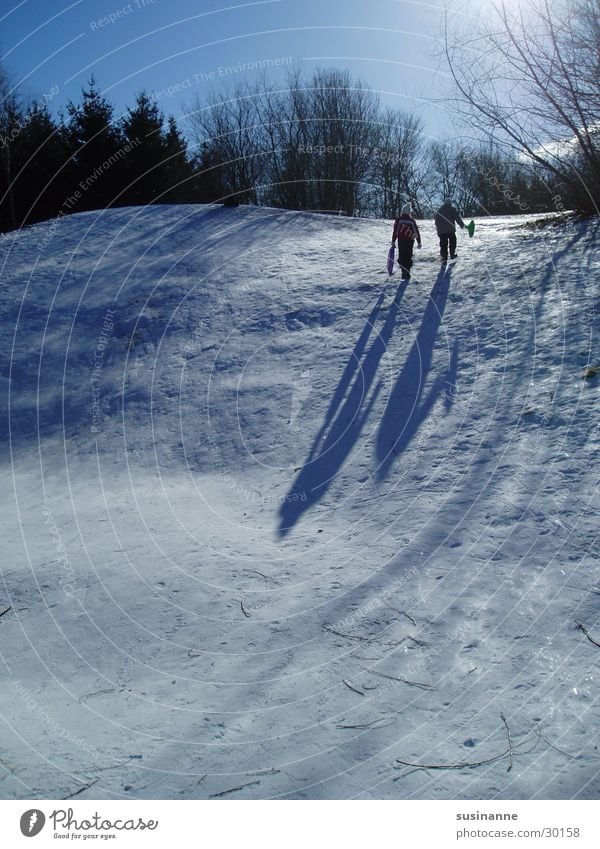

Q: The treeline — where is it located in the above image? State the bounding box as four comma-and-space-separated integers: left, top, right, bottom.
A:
1, 66, 567, 234
190, 68, 560, 217
0, 75, 196, 233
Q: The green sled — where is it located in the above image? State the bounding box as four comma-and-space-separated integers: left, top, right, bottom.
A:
467, 220, 476, 238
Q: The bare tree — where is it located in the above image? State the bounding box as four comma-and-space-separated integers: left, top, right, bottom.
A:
189, 67, 384, 215
255, 68, 313, 210
445, 0, 600, 213
427, 141, 475, 212
188, 80, 266, 204
373, 108, 427, 217
302, 68, 380, 215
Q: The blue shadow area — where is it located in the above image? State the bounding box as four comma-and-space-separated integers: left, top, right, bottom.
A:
277, 282, 409, 536
375, 265, 457, 479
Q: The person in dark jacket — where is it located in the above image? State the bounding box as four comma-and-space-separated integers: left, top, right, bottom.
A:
435, 198, 465, 261
392, 203, 422, 281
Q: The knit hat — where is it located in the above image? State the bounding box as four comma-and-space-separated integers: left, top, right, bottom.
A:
401, 203, 412, 215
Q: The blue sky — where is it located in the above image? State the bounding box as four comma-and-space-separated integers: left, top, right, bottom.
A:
1, 0, 463, 142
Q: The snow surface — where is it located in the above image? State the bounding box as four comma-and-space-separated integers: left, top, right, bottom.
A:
0, 204, 599, 800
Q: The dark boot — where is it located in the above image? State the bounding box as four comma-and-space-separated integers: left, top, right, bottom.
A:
449, 233, 457, 258
439, 234, 450, 262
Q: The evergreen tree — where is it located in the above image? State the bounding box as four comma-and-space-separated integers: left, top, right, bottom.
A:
11, 105, 73, 225
121, 95, 193, 205
0, 63, 22, 231
162, 116, 193, 202
121, 91, 165, 205
65, 76, 127, 210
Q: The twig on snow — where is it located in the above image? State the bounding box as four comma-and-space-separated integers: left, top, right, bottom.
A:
92, 756, 143, 773
244, 569, 278, 588
395, 749, 509, 772
406, 635, 430, 647
63, 777, 100, 799
187, 648, 202, 658
78, 688, 116, 705
209, 779, 261, 798
500, 712, 513, 772
382, 603, 417, 627
336, 716, 395, 730
240, 601, 251, 618
367, 668, 433, 690
0, 755, 15, 775
538, 733, 581, 760
575, 622, 600, 648
395, 720, 539, 774
383, 638, 408, 648
247, 767, 280, 776
0, 606, 11, 619
324, 625, 370, 642
342, 679, 364, 696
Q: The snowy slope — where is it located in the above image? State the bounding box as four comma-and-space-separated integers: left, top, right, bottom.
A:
0, 204, 599, 800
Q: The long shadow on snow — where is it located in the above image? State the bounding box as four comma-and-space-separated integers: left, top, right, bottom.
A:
79, 228, 598, 802
266, 227, 599, 800
277, 281, 409, 536
374, 266, 455, 480
298, 233, 588, 794
319, 224, 599, 794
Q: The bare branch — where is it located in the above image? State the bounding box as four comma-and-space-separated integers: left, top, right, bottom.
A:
500, 712, 514, 772
575, 621, 600, 647
342, 679, 364, 696
367, 668, 433, 690
209, 780, 261, 798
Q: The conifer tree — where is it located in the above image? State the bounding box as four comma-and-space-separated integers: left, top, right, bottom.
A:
11, 104, 72, 225
121, 91, 165, 205
0, 62, 21, 231
66, 76, 126, 210
162, 116, 193, 202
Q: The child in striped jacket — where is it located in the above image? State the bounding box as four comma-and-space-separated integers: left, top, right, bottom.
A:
392, 203, 421, 280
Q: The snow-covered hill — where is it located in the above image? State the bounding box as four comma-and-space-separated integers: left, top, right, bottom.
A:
0, 204, 599, 800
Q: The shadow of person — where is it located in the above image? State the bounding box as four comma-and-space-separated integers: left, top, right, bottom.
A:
277, 282, 409, 537
374, 265, 456, 480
